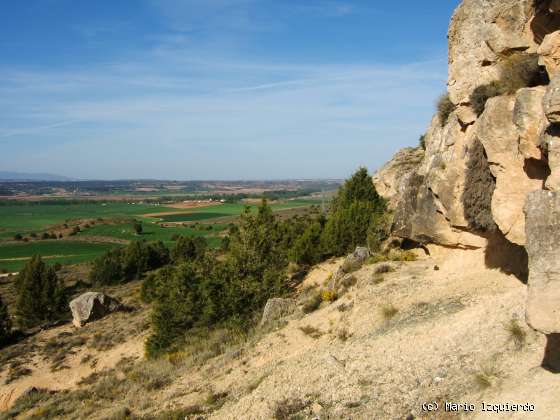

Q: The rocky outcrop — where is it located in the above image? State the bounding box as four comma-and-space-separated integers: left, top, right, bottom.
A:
374, 0, 560, 335
525, 190, 560, 333
448, 0, 536, 105
69, 292, 122, 328
372, 147, 424, 209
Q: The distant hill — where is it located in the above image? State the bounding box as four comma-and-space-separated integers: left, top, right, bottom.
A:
0, 171, 73, 182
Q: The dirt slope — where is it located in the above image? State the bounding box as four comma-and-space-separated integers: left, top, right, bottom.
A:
1, 250, 558, 419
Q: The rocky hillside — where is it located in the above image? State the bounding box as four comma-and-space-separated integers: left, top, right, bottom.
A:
374, 0, 560, 343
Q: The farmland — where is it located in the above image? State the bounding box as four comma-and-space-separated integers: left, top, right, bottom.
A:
0, 198, 321, 272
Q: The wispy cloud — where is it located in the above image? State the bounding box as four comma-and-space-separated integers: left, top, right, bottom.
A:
0, 42, 446, 179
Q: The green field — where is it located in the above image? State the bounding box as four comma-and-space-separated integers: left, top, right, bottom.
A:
0, 241, 120, 272
0, 199, 319, 272
153, 200, 318, 223
0, 202, 178, 239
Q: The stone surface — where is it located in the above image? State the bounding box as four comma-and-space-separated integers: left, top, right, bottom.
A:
448, 0, 536, 104
525, 190, 560, 334
538, 30, 560, 76
514, 87, 547, 160
69, 292, 122, 328
544, 73, 560, 123
477, 95, 544, 245
373, 147, 424, 209
260, 298, 297, 327
545, 127, 560, 191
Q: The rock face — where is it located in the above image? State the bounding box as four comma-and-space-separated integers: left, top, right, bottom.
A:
525, 191, 560, 333
69, 292, 122, 328
372, 147, 424, 209
260, 298, 297, 327
374, 0, 560, 334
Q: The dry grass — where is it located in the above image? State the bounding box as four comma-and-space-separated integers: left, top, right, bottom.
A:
299, 326, 323, 339
474, 364, 501, 390
437, 93, 454, 126
273, 398, 309, 420
505, 319, 526, 350
302, 291, 322, 314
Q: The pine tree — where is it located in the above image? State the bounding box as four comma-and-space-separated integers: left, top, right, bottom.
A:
0, 294, 12, 346
15, 255, 67, 328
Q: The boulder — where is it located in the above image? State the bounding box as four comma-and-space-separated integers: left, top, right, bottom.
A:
69, 292, 122, 328
544, 73, 560, 124
260, 298, 297, 327
525, 190, 560, 334
538, 30, 560, 76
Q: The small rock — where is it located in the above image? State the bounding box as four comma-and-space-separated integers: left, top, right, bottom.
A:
433, 265, 440, 271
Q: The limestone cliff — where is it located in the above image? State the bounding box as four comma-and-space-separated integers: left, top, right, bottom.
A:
374, 0, 560, 334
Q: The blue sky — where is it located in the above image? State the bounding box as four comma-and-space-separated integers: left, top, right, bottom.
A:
0, 0, 460, 180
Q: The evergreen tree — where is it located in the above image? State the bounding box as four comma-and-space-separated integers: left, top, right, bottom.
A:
321, 167, 387, 256
89, 248, 124, 286
15, 255, 66, 328
145, 263, 203, 357
0, 294, 12, 346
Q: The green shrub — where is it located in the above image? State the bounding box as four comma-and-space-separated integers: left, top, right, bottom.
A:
437, 93, 454, 126
15, 255, 67, 328
302, 292, 322, 314
419, 134, 426, 150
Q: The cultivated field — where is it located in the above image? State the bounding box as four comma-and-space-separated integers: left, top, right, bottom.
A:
0, 199, 320, 272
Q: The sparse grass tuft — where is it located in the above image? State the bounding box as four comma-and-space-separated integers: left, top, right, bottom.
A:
302, 291, 322, 314
374, 263, 395, 274
299, 325, 323, 339
474, 364, 500, 390
381, 305, 398, 320
273, 398, 309, 420
388, 249, 417, 262
371, 274, 385, 285
505, 319, 526, 350
337, 328, 351, 342
437, 93, 455, 126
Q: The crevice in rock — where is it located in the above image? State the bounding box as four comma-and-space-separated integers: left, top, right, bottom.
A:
524, 157, 551, 187
542, 333, 560, 373
531, 0, 560, 44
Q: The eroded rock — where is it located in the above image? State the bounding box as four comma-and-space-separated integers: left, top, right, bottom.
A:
538, 30, 560, 76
